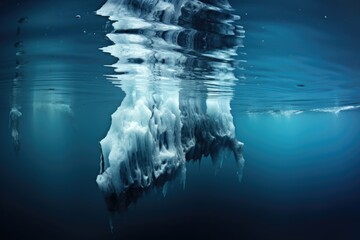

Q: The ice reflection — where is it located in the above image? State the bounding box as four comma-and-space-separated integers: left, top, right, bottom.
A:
9, 17, 27, 152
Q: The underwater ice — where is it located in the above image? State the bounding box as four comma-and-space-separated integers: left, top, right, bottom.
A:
9, 107, 22, 150
96, 91, 245, 197
96, 0, 245, 210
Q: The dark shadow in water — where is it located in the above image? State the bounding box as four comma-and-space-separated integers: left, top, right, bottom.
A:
103, 165, 185, 213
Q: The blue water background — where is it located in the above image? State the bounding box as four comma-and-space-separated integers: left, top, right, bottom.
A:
1, 0, 360, 239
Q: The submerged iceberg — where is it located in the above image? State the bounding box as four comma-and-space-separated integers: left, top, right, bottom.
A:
9, 107, 22, 151
96, 0, 245, 212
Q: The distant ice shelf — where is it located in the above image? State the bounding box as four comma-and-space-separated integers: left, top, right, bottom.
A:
246, 105, 360, 118
311, 105, 360, 115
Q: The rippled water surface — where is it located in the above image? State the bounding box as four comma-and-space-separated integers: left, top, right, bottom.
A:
1, 0, 360, 239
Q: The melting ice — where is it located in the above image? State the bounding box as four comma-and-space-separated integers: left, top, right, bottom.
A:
96, 0, 245, 212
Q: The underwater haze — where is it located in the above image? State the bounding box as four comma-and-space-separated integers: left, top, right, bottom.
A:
1, 0, 360, 239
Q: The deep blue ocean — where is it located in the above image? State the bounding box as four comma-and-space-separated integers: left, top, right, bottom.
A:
1, 0, 360, 239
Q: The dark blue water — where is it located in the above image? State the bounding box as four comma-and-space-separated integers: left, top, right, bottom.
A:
1, 0, 360, 239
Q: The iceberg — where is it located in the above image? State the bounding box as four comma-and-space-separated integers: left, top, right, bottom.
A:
96, 0, 245, 212
10, 17, 26, 152
9, 107, 22, 151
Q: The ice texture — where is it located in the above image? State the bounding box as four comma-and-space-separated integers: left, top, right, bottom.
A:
96, 0, 245, 211
97, 87, 184, 196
